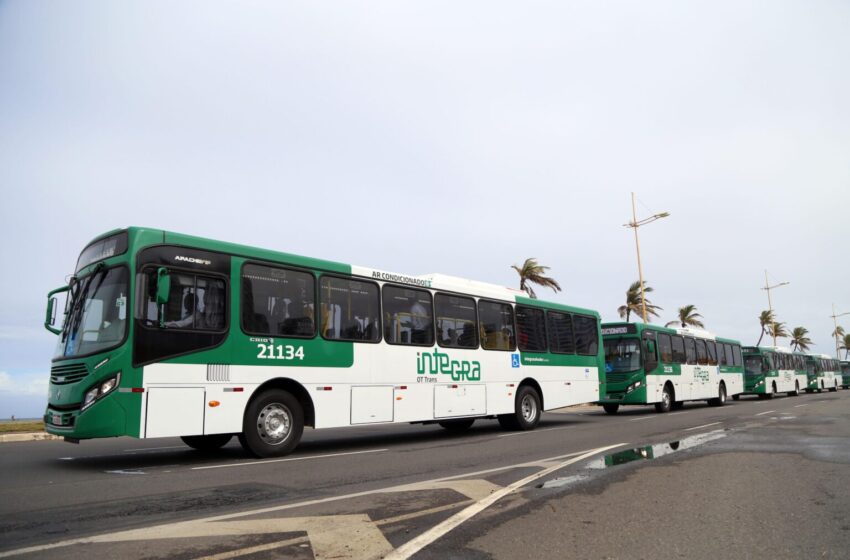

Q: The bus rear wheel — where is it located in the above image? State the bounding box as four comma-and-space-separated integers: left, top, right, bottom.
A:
238, 389, 304, 458
709, 383, 727, 407
181, 433, 232, 451
654, 385, 673, 413
787, 381, 800, 397
830, 381, 838, 392
602, 403, 619, 415
498, 386, 541, 430
439, 418, 475, 431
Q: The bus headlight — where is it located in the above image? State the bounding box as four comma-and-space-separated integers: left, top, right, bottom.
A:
81, 372, 121, 411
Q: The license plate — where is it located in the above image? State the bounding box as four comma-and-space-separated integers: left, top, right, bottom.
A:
52, 414, 62, 426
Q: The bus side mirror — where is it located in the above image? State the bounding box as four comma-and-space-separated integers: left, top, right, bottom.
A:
44, 285, 70, 335
155, 268, 171, 305
646, 340, 656, 355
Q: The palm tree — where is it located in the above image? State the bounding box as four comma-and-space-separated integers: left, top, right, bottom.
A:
511, 258, 561, 299
833, 325, 845, 340
842, 334, 850, 359
617, 280, 662, 322
756, 310, 775, 346
766, 321, 788, 341
665, 304, 705, 329
789, 327, 813, 352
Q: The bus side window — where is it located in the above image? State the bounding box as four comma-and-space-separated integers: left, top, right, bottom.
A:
479, 300, 515, 351
732, 345, 743, 367
435, 293, 478, 349
657, 333, 673, 363
706, 341, 718, 366
684, 337, 697, 365
716, 342, 726, 366
516, 306, 547, 352
547, 311, 575, 354
643, 333, 658, 372
573, 315, 599, 356
671, 335, 686, 364
695, 339, 708, 365
382, 285, 433, 346
319, 276, 380, 342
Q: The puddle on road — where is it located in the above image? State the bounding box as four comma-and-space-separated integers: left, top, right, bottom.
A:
538, 430, 728, 489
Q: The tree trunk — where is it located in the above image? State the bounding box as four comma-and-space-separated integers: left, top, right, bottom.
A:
756, 329, 764, 347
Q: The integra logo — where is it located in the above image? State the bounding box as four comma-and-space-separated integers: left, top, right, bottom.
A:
175, 255, 212, 265
417, 348, 481, 381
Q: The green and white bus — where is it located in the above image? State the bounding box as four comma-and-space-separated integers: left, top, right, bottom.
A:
804, 354, 841, 393
740, 346, 806, 398
841, 361, 850, 389
599, 323, 744, 414
44, 227, 606, 457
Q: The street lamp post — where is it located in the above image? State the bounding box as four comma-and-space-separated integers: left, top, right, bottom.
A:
830, 304, 849, 359
624, 193, 669, 324
761, 270, 789, 347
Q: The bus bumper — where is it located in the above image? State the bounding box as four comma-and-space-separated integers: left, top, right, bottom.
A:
599, 384, 648, 405
44, 394, 128, 440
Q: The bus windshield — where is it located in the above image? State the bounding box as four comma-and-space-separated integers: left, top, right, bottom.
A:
744, 356, 764, 375
54, 266, 129, 359
604, 337, 642, 374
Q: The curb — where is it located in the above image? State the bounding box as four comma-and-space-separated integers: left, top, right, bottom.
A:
0, 432, 62, 443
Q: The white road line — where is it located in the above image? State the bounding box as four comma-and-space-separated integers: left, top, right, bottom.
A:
794, 404, 809, 408
123, 445, 185, 453
684, 422, 721, 431
628, 416, 655, 422
497, 426, 572, 438
384, 443, 626, 560
0, 446, 618, 559
191, 448, 388, 471
755, 410, 776, 416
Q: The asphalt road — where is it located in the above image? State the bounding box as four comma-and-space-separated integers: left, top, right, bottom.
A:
1, 389, 849, 559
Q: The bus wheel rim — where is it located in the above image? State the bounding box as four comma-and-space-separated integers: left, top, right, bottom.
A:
258, 403, 292, 444
521, 394, 537, 422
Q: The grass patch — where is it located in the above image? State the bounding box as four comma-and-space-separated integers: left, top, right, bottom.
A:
0, 421, 45, 434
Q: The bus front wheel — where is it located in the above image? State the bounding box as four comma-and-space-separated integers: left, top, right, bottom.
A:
602, 403, 619, 415
654, 385, 673, 413
181, 433, 232, 451
498, 386, 541, 431
239, 389, 304, 458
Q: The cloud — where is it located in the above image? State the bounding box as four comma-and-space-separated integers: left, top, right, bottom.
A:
0, 371, 48, 396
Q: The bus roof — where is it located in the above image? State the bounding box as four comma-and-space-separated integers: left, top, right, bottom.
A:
120, 227, 598, 313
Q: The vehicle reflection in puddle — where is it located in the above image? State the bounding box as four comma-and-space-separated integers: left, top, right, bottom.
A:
538, 430, 728, 489
586, 429, 728, 470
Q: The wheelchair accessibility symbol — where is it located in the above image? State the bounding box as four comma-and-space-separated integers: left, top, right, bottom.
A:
511, 354, 520, 368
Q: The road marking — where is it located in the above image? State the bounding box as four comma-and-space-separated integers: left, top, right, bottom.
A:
794, 404, 809, 408
497, 426, 572, 438
628, 416, 655, 422
123, 445, 186, 452
755, 410, 775, 416
0, 443, 608, 558
104, 469, 145, 475
684, 422, 721, 431
384, 443, 626, 560
191, 448, 387, 470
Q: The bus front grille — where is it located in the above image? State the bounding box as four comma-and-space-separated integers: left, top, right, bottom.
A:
606, 372, 633, 384
50, 363, 89, 385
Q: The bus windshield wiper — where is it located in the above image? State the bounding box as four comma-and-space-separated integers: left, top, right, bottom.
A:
63, 263, 107, 343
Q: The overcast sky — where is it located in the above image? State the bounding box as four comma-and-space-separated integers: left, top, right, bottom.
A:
1, 1, 849, 418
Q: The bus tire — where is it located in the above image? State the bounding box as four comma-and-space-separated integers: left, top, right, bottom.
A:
238, 389, 304, 458
439, 418, 475, 431
499, 385, 541, 431
654, 385, 673, 413
787, 381, 800, 397
180, 433, 232, 451
830, 381, 838, 392
709, 383, 726, 407
602, 403, 619, 415
672, 401, 684, 410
